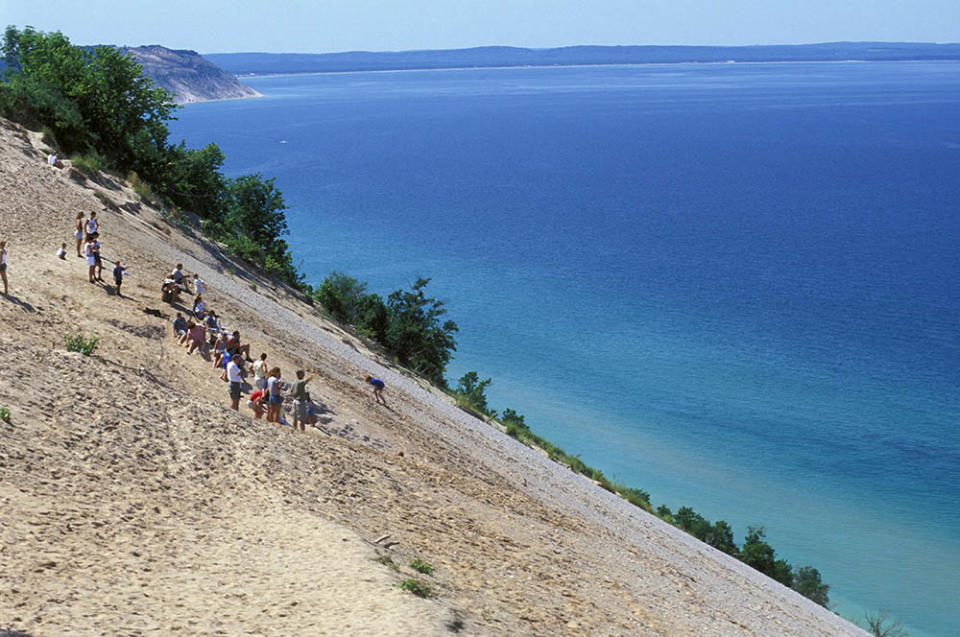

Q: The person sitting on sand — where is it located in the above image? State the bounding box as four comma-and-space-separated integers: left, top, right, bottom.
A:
161, 279, 181, 303
227, 356, 244, 410
365, 375, 387, 406
74, 212, 85, 257
204, 310, 223, 336
185, 321, 207, 355
227, 330, 251, 362
57, 243, 67, 260
0, 241, 8, 295
266, 368, 283, 423
85, 211, 98, 238
192, 294, 206, 319
247, 388, 268, 419
252, 353, 268, 390
172, 312, 187, 338
47, 152, 63, 168
291, 370, 316, 432
170, 263, 185, 287
211, 331, 228, 368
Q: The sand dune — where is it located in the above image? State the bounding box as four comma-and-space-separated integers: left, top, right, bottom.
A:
0, 118, 868, 636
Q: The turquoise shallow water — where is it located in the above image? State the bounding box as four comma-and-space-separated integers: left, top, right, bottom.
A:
171, 62, 960, 636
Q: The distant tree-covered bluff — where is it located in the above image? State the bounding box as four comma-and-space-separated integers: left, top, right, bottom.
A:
205, 42, 960, 75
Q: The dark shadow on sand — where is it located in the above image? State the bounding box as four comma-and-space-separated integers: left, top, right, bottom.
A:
1, 294, 36, 312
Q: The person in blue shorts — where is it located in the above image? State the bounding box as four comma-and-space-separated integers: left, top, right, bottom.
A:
365, 375, 387, 406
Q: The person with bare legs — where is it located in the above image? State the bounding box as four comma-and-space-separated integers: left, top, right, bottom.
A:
365, 375, 387, 406
227, 356, 244, 410
291, 370, 316, 432
74, 212, 85, 257
266, 368, 283, 423
0, 241, 8, 295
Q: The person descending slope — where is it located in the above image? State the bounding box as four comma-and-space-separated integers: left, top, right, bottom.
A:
365, 375, 387, 406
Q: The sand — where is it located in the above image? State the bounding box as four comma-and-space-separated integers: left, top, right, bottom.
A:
0, 117, 870, 636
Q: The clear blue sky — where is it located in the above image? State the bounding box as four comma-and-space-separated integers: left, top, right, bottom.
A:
2, 0, 958, 53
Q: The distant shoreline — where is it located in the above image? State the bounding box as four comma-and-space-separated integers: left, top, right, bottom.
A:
235, 57, 959, 80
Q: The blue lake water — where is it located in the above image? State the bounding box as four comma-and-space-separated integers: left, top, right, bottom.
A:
170, 62, 960, 636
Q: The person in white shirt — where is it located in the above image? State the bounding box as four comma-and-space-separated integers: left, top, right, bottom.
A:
227, 358, 244, 410
193, 274, 205, 296
85, 211, 99, 237
56, 243, 67, 260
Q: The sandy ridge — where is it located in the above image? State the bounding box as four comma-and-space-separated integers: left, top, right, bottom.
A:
0, 117, 869, 636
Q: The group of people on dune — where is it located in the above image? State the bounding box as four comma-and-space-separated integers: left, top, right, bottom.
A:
165, 263, 389, 430
22, 197, 393, 429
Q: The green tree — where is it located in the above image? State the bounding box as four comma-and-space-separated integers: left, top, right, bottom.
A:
1, 27, 176, 166
384, 277, 458, 385
739, 526, 794, 587
705, 520, 737, 555
455, 371, 493, 415
792, 566, 830, 607
500, 408, 526, 427
355, 293, 390, 342
163, 142, 227, 220
674, 507, 711, 540
314, 271, 367, 323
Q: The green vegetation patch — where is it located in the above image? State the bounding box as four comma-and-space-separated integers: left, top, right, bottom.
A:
64, 334, 99, 356
409, 558, 434, 575
397, 578, 435, 598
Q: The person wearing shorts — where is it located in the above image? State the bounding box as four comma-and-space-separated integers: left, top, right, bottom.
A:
85, 211, 99, 238
365, 375, 387, 406
291, 370, 316, 432
266, 369, 283, 423
84, 237, 97, 283
253, 353, 268, 390
227, 357, 244, 410
74, 213, 85, 257
113, 260, 127, 296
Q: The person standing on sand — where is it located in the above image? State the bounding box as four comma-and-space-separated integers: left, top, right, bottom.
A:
91, 233, 103, 282
266, 368, 283, 423
252, 353, 268, 390
193, 273, 205, 296
291, 370, 316, 432
85, 211, 98, 238
74, 212, 85, 257
113, 260, 127, 296
227, 356, 244, 410
0, 241, 8, 295
84, 236, 97, 283
365, 375, 387, 406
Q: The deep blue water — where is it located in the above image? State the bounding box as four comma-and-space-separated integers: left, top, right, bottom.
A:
170, 62, 960, 637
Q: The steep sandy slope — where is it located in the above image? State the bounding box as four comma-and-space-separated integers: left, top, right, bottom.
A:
0, 118, 869, 636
